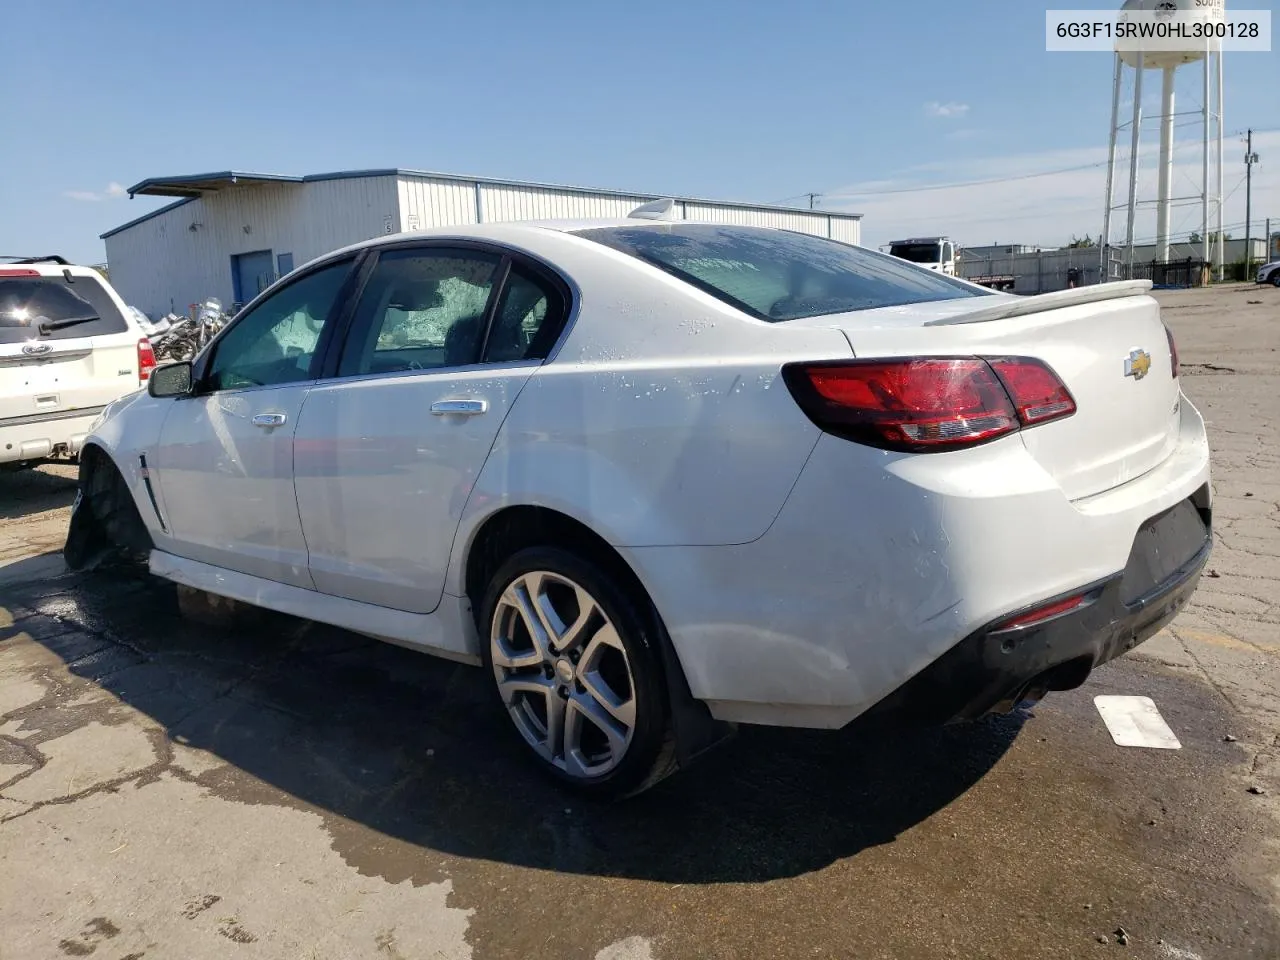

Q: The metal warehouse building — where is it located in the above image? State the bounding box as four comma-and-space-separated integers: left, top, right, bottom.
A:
102, 170, 863, 319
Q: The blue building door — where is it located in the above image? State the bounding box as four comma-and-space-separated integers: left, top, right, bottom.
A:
232, 249, 274, 305
277, 252, 295, 277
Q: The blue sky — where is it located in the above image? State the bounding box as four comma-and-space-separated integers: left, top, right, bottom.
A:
2, 0, 1275, 263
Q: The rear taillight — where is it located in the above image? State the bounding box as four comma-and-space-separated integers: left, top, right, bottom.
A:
137, 338, 156, 383
1165, 325, 1179, 378
987, 358, 1077, 425
782, 356, 1075, 453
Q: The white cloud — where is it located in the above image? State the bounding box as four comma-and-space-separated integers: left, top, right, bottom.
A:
925, 101, 970, 119
64, 182, 128, 202
821, 130, 1279, 252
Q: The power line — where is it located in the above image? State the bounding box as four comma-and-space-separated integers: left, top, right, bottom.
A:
815, 127, 1277, 204
766, 191, 823, 209
822, 161, 1113, 199
766, 193, 815, 206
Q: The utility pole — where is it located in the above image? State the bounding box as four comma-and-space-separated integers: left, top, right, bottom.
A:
1244, 129, 1259, 273
805, 192, 821, 210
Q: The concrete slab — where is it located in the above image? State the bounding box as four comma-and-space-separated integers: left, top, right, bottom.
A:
4, 720, 160, 805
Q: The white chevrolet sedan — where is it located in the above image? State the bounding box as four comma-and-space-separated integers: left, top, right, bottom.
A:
68, 214, 1212, 797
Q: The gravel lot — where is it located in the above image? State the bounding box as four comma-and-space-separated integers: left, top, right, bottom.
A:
1, 283, 1278, 959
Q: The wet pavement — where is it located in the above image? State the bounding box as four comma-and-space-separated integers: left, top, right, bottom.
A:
2, 285, 1278, 959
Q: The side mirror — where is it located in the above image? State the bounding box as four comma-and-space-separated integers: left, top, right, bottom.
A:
148, 361, 194, 398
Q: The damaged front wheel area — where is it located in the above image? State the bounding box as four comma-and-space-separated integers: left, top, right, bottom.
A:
64, 448, 154, 571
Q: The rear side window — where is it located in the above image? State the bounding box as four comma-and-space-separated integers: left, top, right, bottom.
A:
576, 224, 986, 321
0, 273, 129, 344
484, 265, 565, 363
337, 249, 501, 377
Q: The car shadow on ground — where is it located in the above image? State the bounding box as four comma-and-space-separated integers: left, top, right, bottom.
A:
0, 464, 78, 521
1, 559, 1026, 885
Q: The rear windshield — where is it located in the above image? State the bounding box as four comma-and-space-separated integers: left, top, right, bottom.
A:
575, 224, 985, 321
0, 273, 129, 344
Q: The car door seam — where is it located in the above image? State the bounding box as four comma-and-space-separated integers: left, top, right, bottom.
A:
439, 368, 541, 605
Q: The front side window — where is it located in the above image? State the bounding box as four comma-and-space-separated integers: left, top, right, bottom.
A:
338, 249, 500, 377
0, 273, 129, 344
577, 225, 986, 322
205, 259, 351, 391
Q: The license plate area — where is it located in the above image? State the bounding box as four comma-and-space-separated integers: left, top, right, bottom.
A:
1120, 497, 1210, 605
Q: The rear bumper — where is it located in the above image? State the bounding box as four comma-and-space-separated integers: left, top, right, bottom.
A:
864, 496, 1211, 725
625, 394, 1212, 729
0, 407, 104, 464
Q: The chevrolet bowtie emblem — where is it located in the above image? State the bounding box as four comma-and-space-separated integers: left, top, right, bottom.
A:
1124, 348, 1152, 381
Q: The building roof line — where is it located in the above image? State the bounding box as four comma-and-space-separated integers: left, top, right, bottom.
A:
99, 197, 195, 239
106, 168, 862, 239
126, 171, 304, 197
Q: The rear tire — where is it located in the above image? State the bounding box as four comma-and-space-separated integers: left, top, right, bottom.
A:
478, 545, 676, 800
1270, 271, 1280, 288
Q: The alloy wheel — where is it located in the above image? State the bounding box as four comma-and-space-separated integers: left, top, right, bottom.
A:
490, 570, 637, 779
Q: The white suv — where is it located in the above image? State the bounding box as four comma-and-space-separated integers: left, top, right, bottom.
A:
1, 256, 155, 468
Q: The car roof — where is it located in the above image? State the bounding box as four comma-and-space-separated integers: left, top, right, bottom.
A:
307, 218, 781, 271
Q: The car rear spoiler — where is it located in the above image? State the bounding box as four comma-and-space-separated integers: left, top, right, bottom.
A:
924, 280, 1154, 326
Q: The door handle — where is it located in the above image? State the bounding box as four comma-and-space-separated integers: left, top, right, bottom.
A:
430, 398, 488, 416
251, 412, 288, 428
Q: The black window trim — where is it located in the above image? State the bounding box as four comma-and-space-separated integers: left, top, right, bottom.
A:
317, 237, 576, 384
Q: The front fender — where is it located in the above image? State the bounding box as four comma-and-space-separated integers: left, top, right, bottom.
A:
79, 390, 172, 537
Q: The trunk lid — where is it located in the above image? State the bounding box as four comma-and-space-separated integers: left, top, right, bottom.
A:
795, 283, 1180, 501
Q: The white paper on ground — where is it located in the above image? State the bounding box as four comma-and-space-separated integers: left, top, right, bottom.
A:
1094, 695, 1182, 749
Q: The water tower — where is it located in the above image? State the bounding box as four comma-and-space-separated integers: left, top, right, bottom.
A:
1101, 0, 1225, 280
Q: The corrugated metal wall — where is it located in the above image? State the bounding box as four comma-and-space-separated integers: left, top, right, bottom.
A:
105, 186, 306, 319
477, 183, 654, 222
828, 217, 861, 245
396, 174, 861, 241
398, 176, 478, 231
105, 177, 398, 317
683, 202, 830, 237
301, 176, 399, 256
104, 202, 204, 321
